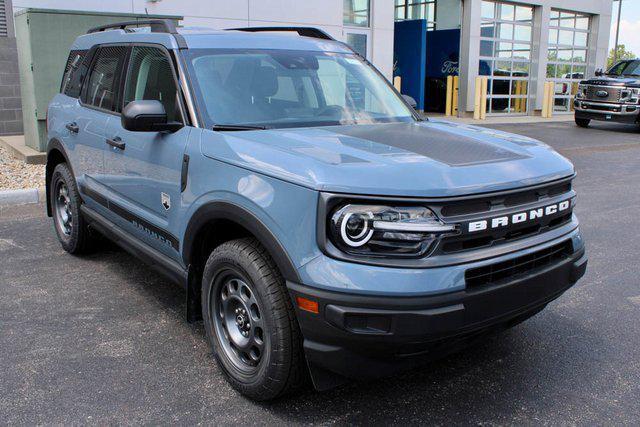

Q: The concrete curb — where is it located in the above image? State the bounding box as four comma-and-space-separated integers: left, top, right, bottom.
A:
0, 188, 46, 207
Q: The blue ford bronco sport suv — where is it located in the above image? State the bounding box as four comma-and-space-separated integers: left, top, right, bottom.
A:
47, 20, 587, 401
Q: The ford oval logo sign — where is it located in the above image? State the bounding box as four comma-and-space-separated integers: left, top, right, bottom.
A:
596, 90, 609, 98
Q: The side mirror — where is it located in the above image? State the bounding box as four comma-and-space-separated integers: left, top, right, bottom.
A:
595, 68, 603, 77
402, 94, 418, 109
122, 100, 182, 132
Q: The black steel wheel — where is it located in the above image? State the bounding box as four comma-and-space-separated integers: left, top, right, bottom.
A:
49, 163, 94, 254
202, 238, 306, 401
213, 272, 268, 374
54, 179, 73, 236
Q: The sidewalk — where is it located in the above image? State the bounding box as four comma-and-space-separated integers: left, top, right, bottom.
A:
0, 137, 45, 205
0, 135, 46, 164
425, 113, 575, 126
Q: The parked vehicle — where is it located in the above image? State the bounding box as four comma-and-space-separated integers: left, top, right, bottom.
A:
47, 20, 587, 401
574, 59, 640, 128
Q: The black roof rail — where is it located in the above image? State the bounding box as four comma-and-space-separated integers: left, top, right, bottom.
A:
87, 19, 178, 34
228, 26, 335, 41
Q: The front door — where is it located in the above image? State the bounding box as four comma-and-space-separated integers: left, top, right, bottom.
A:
102, 45, 190, 260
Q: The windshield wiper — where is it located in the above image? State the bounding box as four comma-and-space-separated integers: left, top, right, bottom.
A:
212, 124, 267, 131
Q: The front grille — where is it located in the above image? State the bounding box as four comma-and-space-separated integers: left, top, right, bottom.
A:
441, 211, 573, 253
585, 85, 622, 103
583, 103, 620, 112
435, 179, 574, 255
439, 181, 571, 218
465, 241, 573, 287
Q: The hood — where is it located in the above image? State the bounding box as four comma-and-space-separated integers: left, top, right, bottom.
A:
582, 76, 640, 87
200, 120, 574, 198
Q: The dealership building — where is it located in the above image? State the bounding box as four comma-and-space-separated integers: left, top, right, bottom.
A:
0, 0, 616, 139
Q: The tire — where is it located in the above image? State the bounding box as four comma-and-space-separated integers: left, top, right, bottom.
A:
50, 163, 94, 254
575, 117, 590, 128
202, 238, 305, 401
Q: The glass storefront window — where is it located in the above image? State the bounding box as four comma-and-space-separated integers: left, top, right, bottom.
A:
481, 1, 494, 19
479, 0, 533, 115
394, 0, 437, 29
346, 33, 368, 58
515, 6, 533, 22
546, 10, 591, 112
344, 0, 370, 27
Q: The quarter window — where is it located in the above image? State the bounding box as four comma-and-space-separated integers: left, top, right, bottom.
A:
82, 46, 127, 112
61, 49, 89, 98
123, 46, 180, 122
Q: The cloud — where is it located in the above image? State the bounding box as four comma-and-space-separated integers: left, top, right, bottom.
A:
610, 19, 640, 56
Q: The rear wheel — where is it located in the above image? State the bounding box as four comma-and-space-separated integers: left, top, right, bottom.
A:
575, 117, 590, 128
202, 238, 305, 401
50, 163, 94, 254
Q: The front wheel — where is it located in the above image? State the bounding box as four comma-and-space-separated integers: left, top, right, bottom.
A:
202, 238, 305, 401
575, 117, 590, 128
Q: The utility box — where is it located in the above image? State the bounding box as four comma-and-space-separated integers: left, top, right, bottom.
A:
14, 9, 182, 152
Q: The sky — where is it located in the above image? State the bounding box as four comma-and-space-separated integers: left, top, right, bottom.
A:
610, 0, 640, 55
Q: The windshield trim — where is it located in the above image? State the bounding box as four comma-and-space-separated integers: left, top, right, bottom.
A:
181, 48, 422, 130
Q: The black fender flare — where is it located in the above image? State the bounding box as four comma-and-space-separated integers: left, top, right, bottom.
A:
45, 138, 74, 217
182, 201, 301, 283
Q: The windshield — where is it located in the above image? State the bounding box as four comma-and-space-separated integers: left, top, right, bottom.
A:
607, 60, 640, 77
183, 49, 415, 129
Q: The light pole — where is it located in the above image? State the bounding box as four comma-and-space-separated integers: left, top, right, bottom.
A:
613, 0, 623, 64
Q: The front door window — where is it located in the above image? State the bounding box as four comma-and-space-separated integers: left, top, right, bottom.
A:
123, 46, 180, 122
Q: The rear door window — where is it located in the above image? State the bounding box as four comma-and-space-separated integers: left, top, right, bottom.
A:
81, 46, 127, 112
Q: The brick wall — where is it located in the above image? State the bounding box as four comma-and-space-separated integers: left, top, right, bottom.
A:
0, 36, 23, 135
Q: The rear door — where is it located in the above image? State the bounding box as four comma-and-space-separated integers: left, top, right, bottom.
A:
74, 45, 128, 213
54, 49, 100, 185
102, 45, 191, 259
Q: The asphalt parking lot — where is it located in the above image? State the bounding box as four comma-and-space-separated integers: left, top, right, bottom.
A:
1, 120, 639, 424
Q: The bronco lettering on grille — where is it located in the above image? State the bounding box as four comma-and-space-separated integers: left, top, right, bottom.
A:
467, 200, 571, 233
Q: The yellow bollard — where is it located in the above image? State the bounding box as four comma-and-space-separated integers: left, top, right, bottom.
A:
570, 82, 578, 112
474, 77, 482, 120
480, 77, 488, 120
393, 76, 402, 92
547, 82, 555, 117
452, 76, 459, 116
446, 76, 453, 116
542, 82, 550, 118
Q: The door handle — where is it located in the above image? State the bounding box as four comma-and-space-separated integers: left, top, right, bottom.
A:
106, 136, 126, 150
65, 122, 79, 133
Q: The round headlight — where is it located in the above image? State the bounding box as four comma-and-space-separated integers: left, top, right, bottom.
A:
329, 204, 457, 257
340, 212, 374, 247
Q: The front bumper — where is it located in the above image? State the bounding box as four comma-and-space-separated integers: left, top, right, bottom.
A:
288, 240, 587, 390
574, 99, 640, 124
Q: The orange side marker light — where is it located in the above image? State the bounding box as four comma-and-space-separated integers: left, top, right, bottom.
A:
296, 296, 319, 314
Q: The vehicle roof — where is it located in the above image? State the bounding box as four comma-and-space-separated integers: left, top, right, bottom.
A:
71, 27, 353, 54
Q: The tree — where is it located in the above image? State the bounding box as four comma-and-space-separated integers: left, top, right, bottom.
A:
607, 44, 636, 69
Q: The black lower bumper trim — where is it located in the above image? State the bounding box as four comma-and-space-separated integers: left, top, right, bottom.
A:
288, 247, 586, 389
575, 109, 640, 124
